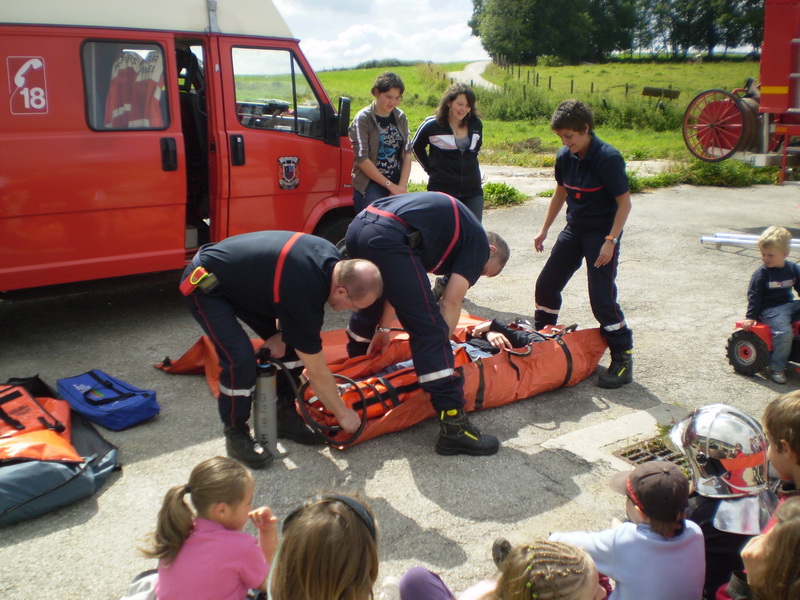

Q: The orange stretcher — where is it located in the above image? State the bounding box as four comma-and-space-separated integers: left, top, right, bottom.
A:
156, 315, 608, 448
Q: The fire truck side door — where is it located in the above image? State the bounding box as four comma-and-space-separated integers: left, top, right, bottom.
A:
215, 38, 342, 237
0, 34, 186, 290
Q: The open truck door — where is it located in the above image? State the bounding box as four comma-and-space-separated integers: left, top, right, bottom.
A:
214, 37, 349, 238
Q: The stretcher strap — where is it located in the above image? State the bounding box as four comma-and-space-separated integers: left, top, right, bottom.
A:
376, 377, 402, 409
350, 378, 415, 413
553, 336, 573, 387
506, 352, 521, 380
273, 232, 304, 303
473, 362, 486, 410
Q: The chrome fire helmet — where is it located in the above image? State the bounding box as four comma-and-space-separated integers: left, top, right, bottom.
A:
669, 403, 769, 499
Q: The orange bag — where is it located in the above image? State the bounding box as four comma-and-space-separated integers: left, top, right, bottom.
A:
0, 385, 82, 463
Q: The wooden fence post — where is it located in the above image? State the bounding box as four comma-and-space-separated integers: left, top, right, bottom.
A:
548, 75, 552, 89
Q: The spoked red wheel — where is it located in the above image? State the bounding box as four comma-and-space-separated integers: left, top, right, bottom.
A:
683, 90, 756, 162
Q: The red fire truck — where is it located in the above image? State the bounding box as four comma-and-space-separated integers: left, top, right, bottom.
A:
0, 0, 355, 291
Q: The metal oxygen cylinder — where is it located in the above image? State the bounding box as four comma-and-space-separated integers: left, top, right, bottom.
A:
253, 348, 278, 455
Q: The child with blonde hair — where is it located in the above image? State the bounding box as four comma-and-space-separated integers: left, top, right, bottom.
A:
270, 493, 379, 600
742, 225, 800, 383
763, 390, 800, 504
142, 456, 277, 599
384, 540, 605, 600
716, 391, 800, 600
725, 496, 800, 600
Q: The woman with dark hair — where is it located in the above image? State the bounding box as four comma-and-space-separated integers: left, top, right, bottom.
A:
412, 83, 484, 221
349, 72, 412, 214
533, 99, 633, 389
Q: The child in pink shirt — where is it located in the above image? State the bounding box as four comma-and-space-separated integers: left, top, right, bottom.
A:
142, 456, 278, 600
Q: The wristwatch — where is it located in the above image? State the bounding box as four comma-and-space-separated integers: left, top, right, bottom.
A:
605, 235, 619, 245
384, 180, 393, 188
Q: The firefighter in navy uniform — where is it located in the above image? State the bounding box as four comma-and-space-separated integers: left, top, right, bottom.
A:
533, 100, 633, 389
345, 192, 510, 456
181, 231, 383, 468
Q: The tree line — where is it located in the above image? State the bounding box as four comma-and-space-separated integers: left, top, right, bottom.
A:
469, 0, 764, 64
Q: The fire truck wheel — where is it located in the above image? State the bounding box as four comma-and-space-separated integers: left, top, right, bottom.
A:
726, 330, 769, 376
314, 215, 351, 256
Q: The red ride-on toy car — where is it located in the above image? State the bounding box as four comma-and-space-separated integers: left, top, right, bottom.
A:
727, 321, 800, 376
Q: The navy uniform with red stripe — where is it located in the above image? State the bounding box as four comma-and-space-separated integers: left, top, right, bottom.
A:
534, 135, 633, 383
181, 231, 338, 466
346, 191, 502, 456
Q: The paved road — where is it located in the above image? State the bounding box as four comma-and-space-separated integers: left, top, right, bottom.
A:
410, 160, 671, 197
2, 178, 799, 599
447, 60, 498, 89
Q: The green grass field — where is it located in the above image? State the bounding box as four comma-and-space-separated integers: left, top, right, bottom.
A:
485, 60, 757, 102
312, 60, 761, 166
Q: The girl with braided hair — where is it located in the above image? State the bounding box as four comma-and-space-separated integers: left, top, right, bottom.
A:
381, 539, 604, 600
493, 541, 606, 600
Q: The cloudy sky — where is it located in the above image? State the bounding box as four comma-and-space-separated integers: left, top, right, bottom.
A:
273, 0, 489, 71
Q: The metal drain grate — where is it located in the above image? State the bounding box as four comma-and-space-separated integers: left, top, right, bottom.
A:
614, 437, 688, 470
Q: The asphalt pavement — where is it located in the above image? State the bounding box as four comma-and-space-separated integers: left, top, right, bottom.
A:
2, 175, 800, 599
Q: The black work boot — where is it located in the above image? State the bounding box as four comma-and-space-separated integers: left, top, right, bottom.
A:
277, 398, 324, 446
435, 408, 500, 456
597, 349, 633, 389
224, 425, 273, 469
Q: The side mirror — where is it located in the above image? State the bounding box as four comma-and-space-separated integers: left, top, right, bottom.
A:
337, 97, 351, 138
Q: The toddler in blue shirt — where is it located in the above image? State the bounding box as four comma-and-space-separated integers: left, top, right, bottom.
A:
743, 226, 800, 384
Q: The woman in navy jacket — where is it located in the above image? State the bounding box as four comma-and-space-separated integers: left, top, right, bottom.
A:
412, 84, 484, 221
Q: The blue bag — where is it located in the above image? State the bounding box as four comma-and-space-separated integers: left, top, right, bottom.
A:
57, 370, 159, 431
